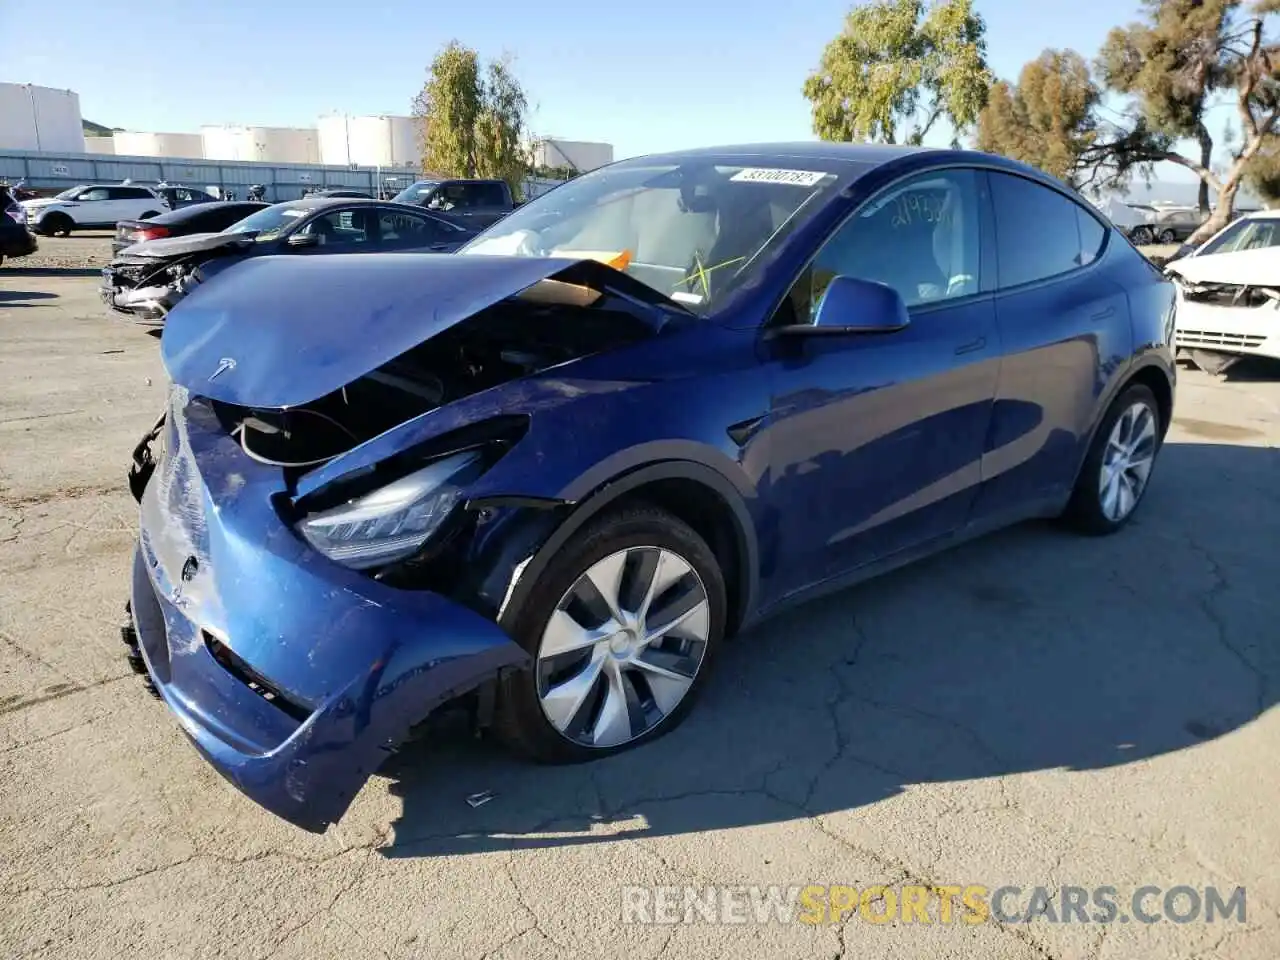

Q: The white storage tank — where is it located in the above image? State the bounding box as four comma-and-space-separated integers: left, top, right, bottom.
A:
531, 138, 614, 173
318, 114, 420, 169
0, 83, 86, 152
201, 125, 319, 164
112, 131, 203, 159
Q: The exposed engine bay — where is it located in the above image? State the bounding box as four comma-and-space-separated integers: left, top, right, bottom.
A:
208, 286, 657, 470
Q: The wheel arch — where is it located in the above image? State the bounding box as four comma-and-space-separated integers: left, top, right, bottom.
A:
476, 460, 759, 640
1070, 358, 1174, 490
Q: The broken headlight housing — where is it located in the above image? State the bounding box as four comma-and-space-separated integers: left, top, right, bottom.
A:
297, 450, 484, 570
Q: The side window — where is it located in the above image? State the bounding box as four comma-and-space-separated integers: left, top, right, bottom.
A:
428, 184, 471, 210
796, 168, 983, 319
298, 209, 371, 245
378, 210, 444, 245
80, 188, 109, 202
471, 182, 507, 206
1077, 208, 1107, 266
989, 172, 1089, 287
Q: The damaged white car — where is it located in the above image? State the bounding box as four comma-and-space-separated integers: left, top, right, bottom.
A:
1166, 247, 1280, 375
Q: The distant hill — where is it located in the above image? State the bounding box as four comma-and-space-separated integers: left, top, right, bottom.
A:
81, 119, 121, 136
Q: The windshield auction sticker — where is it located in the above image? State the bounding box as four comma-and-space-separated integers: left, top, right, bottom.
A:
730, 168, 827, 187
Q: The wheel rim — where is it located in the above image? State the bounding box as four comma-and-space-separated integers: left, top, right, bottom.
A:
535, 546, 711, 749
1098, 401, 1157, 522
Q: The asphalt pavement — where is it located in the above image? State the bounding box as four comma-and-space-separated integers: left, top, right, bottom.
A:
0, 237, 1276, 960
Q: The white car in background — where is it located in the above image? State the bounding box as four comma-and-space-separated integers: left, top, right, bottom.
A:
22, 184, 166, 237
1165, 220, 1280, 375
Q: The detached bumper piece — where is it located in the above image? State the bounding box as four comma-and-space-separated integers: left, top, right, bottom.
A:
120, 608, 160, 698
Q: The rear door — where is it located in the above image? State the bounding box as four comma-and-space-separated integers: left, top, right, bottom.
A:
970, 170, 1128, 520
466, 181, 512, 227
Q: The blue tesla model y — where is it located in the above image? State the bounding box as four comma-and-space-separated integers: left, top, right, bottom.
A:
124, 143, 1175, 831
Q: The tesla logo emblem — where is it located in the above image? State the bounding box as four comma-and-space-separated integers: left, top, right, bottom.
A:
209, 357, 236, 381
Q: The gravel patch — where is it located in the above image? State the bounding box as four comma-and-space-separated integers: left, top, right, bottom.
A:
6, 231, 115, 272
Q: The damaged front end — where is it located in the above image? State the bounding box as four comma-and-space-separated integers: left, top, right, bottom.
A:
101, 236, 251, 323
126, 252, 681, 830
1166, 251, 1280, 375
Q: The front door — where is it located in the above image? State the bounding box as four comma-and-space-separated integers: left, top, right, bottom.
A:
758, 167, 1001, 606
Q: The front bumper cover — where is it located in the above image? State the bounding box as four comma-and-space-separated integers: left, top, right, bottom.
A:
128, 400, 530, 831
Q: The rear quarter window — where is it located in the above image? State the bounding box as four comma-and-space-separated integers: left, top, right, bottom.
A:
1077, 208, 1107, 266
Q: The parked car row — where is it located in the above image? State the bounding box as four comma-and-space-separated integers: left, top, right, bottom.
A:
115, 143, 1179, 833
101, 197, 476, 321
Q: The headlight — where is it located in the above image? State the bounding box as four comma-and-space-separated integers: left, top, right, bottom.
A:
297, 450, 483, 570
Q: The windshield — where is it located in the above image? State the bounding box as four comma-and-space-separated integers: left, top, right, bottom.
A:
1198, 217, 1280, 256
55, 186, 86, 200
221, 204, 310, 241
392, 181, 441, 204
458, 158, 842, 312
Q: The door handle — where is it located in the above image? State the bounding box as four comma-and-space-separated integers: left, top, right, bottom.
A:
954, 336, 987, 355
1090, 306, 1116, 321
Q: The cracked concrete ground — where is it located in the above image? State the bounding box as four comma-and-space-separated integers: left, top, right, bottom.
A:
1, 251, 1278, 960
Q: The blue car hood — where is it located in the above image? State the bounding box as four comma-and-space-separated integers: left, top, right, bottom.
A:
160, 252, 674, 409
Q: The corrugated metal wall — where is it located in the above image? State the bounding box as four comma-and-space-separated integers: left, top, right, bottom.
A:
1, 148, 574, 204
0, 148, 396, 202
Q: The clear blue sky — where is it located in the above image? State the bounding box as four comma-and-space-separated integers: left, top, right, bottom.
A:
5, 0, 1211, 184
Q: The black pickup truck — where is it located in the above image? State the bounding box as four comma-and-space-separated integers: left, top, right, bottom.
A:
389, 178, 519, 229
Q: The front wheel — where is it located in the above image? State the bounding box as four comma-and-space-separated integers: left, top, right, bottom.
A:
1062, 384, 1163, 535
40, 213, 73, 237
1130, 226, 1154, 245
496, 503, 727, 763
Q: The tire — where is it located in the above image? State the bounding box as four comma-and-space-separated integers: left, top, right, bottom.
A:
1158, 229, 1176, 244
495, 503, 727, 763
1062, 384, 1163, 535
140, 210, 160, 220
1130, 226, 1154, 245
41, 213, 73, 237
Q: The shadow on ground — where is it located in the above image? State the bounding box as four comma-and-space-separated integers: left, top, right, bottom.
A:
0, 289, 58, 307
2, 267, 103, 279
376, 442, 1276, 857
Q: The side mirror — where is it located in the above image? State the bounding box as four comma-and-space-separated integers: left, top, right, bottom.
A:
286, 233, 320, 248
771, 275, 910, 337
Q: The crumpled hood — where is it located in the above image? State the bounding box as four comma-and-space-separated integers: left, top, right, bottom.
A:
116, 231, 250, 261
162, 252, 677, 409
1166, 246, 1280, 286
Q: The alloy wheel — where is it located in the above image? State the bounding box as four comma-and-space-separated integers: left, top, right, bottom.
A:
535, 546, 711, 749
1098, 401, 1157, 522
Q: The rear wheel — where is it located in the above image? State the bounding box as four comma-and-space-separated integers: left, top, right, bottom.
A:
41, 213, 73, 237
1158, 228, 1176, 244
496, 504, 727, 763
1062, 384, 1162, 534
